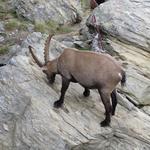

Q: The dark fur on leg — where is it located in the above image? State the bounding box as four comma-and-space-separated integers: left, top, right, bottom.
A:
111, 89, 117, 115
54, 77, 70, 108
99, 89, 112, 127
96, 0, 105, 5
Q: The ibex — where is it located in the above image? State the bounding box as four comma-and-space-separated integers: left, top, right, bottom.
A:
29, 34, 126, 127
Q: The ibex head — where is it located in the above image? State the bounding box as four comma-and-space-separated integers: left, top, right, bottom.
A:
29, 34, 56, 84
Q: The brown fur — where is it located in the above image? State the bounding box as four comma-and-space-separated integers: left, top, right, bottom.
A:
90, 0, 98, 9
90, 0, 105, 9
29, 34, 126, 127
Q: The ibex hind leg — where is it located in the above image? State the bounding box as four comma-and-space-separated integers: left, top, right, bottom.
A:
98, 89, 112, 127
54, 77, 70, 108
111, 89, 117, 116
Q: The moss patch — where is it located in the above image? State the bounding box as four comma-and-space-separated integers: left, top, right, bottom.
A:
0, 0, 29, 31
77, 47, 89, 51
81, 0, 90, 9
5, 20, 19, 30
46, 20, 58, 30
34, 20, 73, 34
5, 19, 28, 31
34, 22, 46, 33
57, 25, 72, 34
0, 0, 73, 34
0, 45, 9, 55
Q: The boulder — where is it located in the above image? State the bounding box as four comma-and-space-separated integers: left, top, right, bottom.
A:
12, 0, 83, 25
106, 38, 150, 106
87, 0, 150, 52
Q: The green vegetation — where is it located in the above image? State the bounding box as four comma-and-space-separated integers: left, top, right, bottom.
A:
18, 22, 28, 31
0, 45, 9, 55
9, 9, 18, 18
0, 0, 6, 2
81, 0, 90, 9
4, 19, 28, 31
0, 2, 6, 19
5, 20, 19, 30
77, 47, 89, 51
76, 46, 91, 51
47, 20, 58, 30
57, 25, 72, 34
0, 0, 73, 34
46, 20, 72, 33
0, 0, 28, 31
34, 22, 46, 33
0, 12, 5, 20
34, 20, 72, 34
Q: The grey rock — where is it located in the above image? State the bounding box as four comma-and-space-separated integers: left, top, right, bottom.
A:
0, 66, 31, 149
0, 22, 5, 43
27, 23, 35, 32
0, 45, 21, 65
87, 0, 150, 52
141, 86, 150, 105
0, 33, 150, 149
117, 93, 135, 111
73, 129, 150, 150
12, 0, 82, 25
107, 38, 150, 105
91, 33, 105, 52
143, 106, 150, 117
0, 22, 4, 32
0, 35, 4, 42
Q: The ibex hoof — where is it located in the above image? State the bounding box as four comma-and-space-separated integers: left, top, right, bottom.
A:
112, 112, 115, 116
83, 90, 90, 97
54, 100, 63, 108
100, 120, 110, 127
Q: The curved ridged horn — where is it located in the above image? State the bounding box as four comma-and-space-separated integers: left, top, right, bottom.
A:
44, 34, 54, 65
28, 45, 44, 67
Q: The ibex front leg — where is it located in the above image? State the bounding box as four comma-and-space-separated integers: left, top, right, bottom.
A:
54, 77, 70, 108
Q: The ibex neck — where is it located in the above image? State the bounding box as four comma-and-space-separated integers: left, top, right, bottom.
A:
52, 58, 59, 73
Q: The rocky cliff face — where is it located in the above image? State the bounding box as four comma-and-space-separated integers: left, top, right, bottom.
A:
0, 0, 150, 150
12, 0, 83, 24
1, 32, 150, 150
